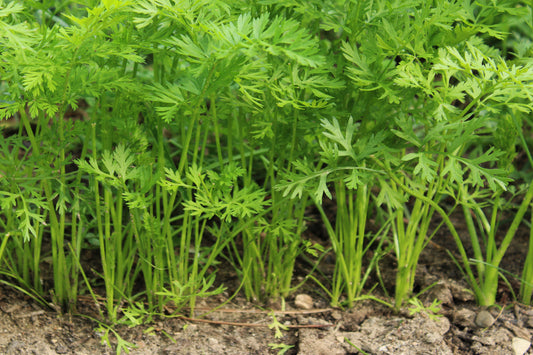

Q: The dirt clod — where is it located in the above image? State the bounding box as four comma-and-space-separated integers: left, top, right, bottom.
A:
426, 282, 454, 306
299, 328, 345, 355
454, 308, 477, 328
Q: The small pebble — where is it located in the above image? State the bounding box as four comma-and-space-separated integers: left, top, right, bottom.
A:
512, 337, 531, 355
378, 345, 389, 352
475, 310, 495, 328
294, 294, 314, 310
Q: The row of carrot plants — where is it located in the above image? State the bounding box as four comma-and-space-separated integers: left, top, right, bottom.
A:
0, 0, 532, 330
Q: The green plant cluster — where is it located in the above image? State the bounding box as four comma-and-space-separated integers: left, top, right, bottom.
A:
1, 0, 532, 334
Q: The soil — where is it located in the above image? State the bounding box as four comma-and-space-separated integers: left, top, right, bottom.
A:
1, 220, 532, 355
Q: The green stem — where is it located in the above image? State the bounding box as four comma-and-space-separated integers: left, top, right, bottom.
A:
19, 108, 66, 305
460, 189, 485, 277
491, 182, 533, 267
315, 199, 350, 307
372, 156, 483, 299
520, 202, 533, 304
478, 181, 533, 305
210, 94, 224, 165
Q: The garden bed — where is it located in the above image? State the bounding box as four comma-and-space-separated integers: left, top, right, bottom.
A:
1, 1, 533, 354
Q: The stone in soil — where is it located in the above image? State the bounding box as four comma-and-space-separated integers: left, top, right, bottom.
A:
475, 310, 495, 328
294, 294, 314, 310
512, 337, 531, 355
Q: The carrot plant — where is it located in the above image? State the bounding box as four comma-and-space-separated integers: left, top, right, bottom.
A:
460, 111, 533, 306
1, 0, 143, 310
281, 0, 533, 309
135, 4, 338, 302
279, 117, 389, 307
432, 45, 533, 306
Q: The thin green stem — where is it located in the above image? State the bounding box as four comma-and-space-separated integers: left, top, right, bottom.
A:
210, 94, 224, 165
372, 156, 482, 300
19, 108, 67, 305
520, 203, 533, 304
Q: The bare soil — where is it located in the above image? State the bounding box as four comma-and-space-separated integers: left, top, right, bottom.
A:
0, 213, 532, 354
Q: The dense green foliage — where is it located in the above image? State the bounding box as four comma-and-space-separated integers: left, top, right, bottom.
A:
1, 1, 532, 346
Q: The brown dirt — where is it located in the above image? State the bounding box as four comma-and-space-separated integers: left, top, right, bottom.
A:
1, 230, 533, 355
